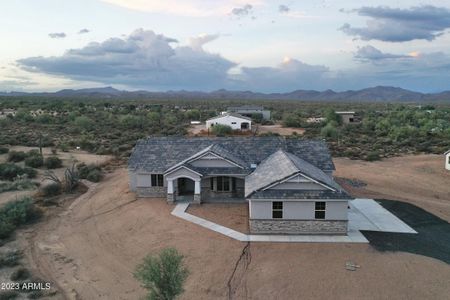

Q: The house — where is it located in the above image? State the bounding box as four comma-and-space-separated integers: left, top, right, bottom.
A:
306, 117, 326, 124
335, 111, 361, 124
206, 113, 252, 131
227, 105, 271, 120
445, 150, 450, 171
128, 137, 352, 235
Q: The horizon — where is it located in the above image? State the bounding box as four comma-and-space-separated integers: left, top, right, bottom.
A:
1, 1, 450, 93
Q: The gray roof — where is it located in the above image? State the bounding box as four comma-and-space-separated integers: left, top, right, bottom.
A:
128, 137, 335, 173
245, 149, 344, 197
206, 112, 252, 122
248, 189, 352, 200
228, 105, 265, 111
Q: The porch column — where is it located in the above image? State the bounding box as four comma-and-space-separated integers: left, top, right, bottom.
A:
193, 179, 201, 204
167, 179, 174, 203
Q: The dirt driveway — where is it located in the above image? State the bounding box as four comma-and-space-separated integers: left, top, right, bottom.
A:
23, 156, 450, 300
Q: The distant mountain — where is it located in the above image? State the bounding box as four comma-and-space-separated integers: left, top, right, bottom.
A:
0, 85, 449, 102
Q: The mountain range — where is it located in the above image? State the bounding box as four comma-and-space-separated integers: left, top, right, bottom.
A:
1, 86, 450, 102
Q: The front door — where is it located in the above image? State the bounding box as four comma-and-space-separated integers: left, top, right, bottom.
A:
178, 178, 195, 195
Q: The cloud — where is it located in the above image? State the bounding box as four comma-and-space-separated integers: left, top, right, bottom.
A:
354, 45, 410, 62
78, 29, 90, 34
18, 29, 235, 90
188, 34, 220, 51
232, 57, 331, 92
231, 4, 253, 17
48, 32, 67, 39
101, 0, 260, 17
278, 5, 290, 14
340, 5, 450, 42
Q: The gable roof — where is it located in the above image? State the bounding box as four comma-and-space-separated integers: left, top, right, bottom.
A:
206, 112, 252, 122
128, 136, 335, 173
445, 150, 450, 155
245, 149, 346, 198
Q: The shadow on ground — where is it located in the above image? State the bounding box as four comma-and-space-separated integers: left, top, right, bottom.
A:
362, 199, 450, 264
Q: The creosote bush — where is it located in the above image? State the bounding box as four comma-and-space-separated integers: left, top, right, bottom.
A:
134, 248, 189, 300
7, 151, 26, 162
44, 156, 62, 169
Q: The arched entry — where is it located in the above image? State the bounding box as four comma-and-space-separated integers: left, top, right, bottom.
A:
178, 177, 195, 195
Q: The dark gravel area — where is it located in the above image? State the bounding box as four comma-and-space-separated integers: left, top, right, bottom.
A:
362, 199, 450, 264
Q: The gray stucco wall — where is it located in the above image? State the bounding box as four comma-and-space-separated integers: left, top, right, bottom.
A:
249, 200, 348, 221
249, 219, 347, 235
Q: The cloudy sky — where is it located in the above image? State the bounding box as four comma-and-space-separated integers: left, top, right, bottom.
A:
1, 0, 450, 93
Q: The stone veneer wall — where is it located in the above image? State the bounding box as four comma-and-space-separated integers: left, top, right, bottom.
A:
136, 186, 166, 198
249, 219, 348, 235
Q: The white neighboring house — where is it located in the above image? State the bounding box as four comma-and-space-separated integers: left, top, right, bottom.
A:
206, 113, 252, 131
445, 150, 450, 171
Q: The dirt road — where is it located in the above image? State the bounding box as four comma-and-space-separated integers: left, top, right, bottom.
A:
23, 155, 450, 299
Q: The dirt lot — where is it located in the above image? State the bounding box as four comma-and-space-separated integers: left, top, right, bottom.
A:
188, 203, 249, 233
334, 154, 450, 222
20, 154, 450, 300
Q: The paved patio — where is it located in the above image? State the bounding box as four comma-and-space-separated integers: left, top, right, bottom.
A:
171, 198, 416, 243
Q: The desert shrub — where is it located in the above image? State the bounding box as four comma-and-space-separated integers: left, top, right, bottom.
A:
134, 248, 189, 300
24, 155, 44, 168
0, 197, 40, 227
86, 169, 103, 183
366, 151, 381, 161
0, 219, 15, 239
27, 150, 40, 157
321, 123, 338, 138
7, 151, 26, 162
77, 163, 103, 182
0, 147, 9, 154
44, 156, 62, 169
0, 178, 37, 193
0, 164, 37, 181
10, 267, 30, 281
211, 124, 232, 136
40, 182, 62, 197
27, 290, 44, 299
0, 250, 22, 268
0, 290, 19, 299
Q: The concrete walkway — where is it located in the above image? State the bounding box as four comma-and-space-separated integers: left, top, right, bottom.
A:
171, 199, 416, 243
172, 203, 369, 243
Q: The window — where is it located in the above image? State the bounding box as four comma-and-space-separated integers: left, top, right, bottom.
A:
151, 174, 164, 187
231, 122, 237, 124
272, 202, 283, 219
315, 202, 326, 219
212, 177, 235, 192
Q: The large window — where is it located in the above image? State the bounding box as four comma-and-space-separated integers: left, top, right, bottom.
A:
151, 174, 164, 187
211, 177, 236, 192
315, 202, 326, 219
272, 202, 283, 219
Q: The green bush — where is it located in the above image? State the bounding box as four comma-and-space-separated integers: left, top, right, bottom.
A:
0, 163, 37, 181
0, 147, 9, 154
0, 197, 41, 239
134, 248, 189, 300
25, 155, 44, 168
7, 151, 26, 162
77, 163, 103, 182
0, 290, 19, 299
86, 169, 103, 183
40, 182, 62, 197
0, 250, 22, 268
0, 178, 37, 193
366, 151, 381, 161
44, 156, 62, 169
211, 124, 232, 136
10, 267, 30, 281
321, 123, 338, 138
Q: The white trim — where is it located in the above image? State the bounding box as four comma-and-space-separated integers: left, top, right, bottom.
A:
164, 165, 203, 178
262, 172, 336, 192
247, 198, 349, 202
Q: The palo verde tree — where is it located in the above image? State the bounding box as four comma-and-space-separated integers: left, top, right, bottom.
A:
134, 248, 189, 300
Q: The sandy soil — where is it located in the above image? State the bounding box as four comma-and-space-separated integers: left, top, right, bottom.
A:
188, 203, 249, 233
334, 154, 450, 222
21, 156, 450, 300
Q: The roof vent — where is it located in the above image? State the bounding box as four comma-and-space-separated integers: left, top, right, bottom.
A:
250, 163, 257, 169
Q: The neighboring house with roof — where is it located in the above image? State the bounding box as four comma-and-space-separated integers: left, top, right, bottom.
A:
335, 111, 361, 124
206, 113, 252, 131
128, 137, 352, 235
227, 105, 271, 120
445, 150, 450, 171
